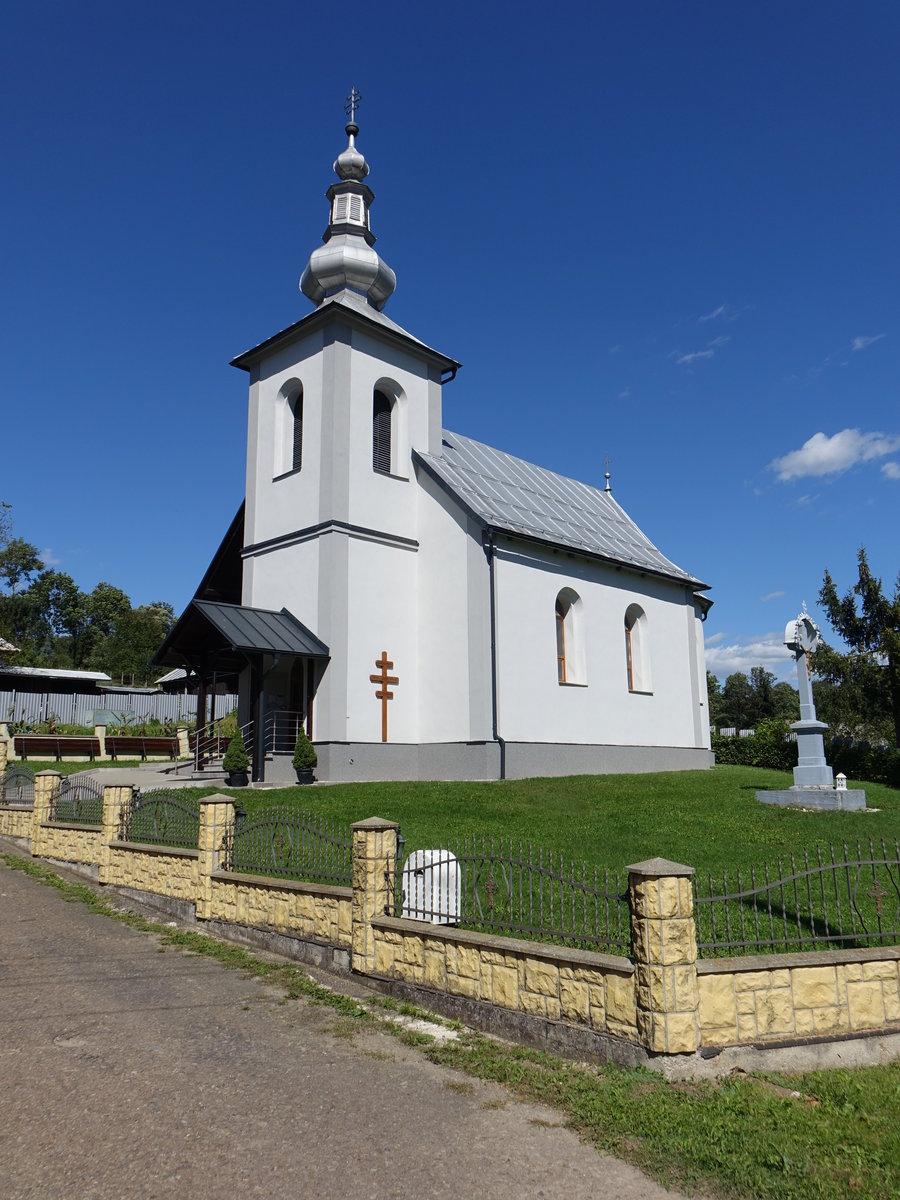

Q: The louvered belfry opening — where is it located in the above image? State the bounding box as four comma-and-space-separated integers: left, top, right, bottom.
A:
291, 391, 303, 472
372, 389, 391, 473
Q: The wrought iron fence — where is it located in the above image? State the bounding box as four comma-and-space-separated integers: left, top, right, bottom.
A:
223, 806, 352, 887
119, 788, 200, 849
393, 837, 630, 956
50, 776, 104, 825
1, 763, 34, 807
694, 839, 900, 957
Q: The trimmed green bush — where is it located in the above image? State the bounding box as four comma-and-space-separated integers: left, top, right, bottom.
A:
222, 734, 250, 774
292, 729, 317, 770
711, 718, 795, 771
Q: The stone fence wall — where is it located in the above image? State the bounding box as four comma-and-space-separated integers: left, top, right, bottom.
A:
3, 769, 900, 1070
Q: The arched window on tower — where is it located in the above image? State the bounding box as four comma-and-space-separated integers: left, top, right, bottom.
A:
555, 589, 585, 684
291, 389, 303, 472
624, 604, 651, 693
373, 389, 392, 473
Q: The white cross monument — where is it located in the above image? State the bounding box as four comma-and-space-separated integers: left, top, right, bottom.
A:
755, 607, 866, 811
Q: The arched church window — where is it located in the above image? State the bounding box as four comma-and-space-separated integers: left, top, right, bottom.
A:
291, 389, 303, 472
625, 604, 651, 692
373, 389, 392, 474
555, 589, 585, 684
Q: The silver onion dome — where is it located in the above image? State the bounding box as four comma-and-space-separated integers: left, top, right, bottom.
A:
333, 121, 369, 181
300, 114, 396, 311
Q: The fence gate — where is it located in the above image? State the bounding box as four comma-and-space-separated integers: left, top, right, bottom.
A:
1, 763, 35, 806
50, 776, 104, 824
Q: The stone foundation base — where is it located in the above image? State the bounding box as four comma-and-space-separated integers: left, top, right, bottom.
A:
756, 787, 867, 811
301, 741, 714, 783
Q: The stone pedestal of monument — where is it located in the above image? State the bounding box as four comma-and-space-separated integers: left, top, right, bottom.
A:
755, 610, 866, 812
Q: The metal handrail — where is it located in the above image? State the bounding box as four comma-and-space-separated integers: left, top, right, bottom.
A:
192, 716, 254, 772
262, 710, 308, 755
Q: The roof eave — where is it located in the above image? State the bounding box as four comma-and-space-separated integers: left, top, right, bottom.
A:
230, 301, 460, 374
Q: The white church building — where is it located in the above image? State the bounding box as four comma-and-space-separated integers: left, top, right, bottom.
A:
156, 104, 713, 783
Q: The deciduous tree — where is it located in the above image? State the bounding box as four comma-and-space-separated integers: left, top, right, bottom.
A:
819, 548, 900, 747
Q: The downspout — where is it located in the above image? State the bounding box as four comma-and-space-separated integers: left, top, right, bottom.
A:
483, 530, 506, 780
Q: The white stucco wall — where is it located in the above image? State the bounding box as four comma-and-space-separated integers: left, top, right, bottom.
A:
493, 539, 706, 748
414, 468, 493, 744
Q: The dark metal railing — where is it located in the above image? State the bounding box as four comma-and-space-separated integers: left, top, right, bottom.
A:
118, 788, 200, 849
190, 717, 254, 772
223, 806, 352, 887
393, 837, 630, 956
1, 763, 35, 807
50, 776, 103, 825
262, 710, 308, 755
694, 839, 900, 957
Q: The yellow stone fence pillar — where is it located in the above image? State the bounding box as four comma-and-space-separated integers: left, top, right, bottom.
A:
176, 726, 191, 759
627, 856, 700, 1055
351, 817, 399, 974
98, 784, 133, 884
0, 736, 7, 775
0, 724, 17, 761
31, 770, 61, 857
197, 795, 235, 919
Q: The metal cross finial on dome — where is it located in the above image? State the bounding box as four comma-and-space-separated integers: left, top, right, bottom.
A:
603, 454, 613, 493
345, 86, 361, 126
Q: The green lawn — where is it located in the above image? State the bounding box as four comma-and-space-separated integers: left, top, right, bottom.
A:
18, 762, 898, 878
223, 765, 900, 881
15, 759, 146, 777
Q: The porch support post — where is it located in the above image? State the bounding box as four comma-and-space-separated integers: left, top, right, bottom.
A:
195, 673, 208, 770
251, 656, 264, 783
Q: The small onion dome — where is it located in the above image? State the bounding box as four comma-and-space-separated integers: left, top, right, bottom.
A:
333, 121, 369, 181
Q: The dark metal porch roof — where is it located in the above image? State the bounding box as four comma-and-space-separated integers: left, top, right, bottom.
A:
192, 601, 329, 658
154, 600, 329, 673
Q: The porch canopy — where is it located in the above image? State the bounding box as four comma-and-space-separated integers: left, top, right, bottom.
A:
155, 599, 329, 780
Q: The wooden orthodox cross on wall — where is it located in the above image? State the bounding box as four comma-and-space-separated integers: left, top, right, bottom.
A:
370, 651, 399, 742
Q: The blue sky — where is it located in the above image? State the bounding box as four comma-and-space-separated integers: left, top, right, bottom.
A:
2, 1, 898, 683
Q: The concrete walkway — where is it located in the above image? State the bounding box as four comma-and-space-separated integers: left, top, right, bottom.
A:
71, 763, 208, 789
0, 854, 684, 1200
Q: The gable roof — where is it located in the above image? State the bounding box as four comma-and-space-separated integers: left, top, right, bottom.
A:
415, 431, 708, 590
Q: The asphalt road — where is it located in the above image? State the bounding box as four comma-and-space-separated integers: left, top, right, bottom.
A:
0, 853, 682, 1199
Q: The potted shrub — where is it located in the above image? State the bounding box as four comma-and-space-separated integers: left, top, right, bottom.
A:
222, 733, 250, 787
292, 728, 317, 784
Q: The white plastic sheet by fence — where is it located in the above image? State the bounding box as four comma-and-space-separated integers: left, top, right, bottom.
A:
401, 849, 461, 925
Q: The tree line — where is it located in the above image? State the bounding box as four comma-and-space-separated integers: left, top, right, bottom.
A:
0, 503, 175, 685
709, 549, 899, 749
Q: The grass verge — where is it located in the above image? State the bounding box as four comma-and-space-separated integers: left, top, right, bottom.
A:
4, 850, 899, 1200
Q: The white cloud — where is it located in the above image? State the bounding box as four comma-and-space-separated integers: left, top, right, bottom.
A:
674, 349, 714, 365
40, 548, 60, 566
769, 428, 900, 482
705, 631, 726, 646
707, 335, 731, 349
698, 303, 750, 324
618, 386, 631, 399
699, 305, 726, 323
883, 462, 900, 480
761, 590, 786, 602
852, 334, 885, 352
705, 632, 795, 682
608, 345, 620, 354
